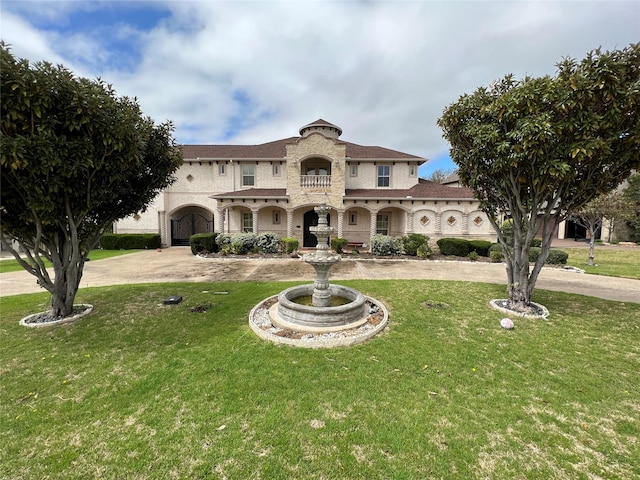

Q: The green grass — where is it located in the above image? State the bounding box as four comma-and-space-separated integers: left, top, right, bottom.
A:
1, 280, 638, 479
0, 249, 139, 274
565, 246, 640, 280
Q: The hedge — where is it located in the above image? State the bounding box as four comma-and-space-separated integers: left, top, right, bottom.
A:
281, 237, 299, 254
100, 233, 161, 250
436, 238, 470, 257
190, 233, 218, 255
469, 240, 492, 257
402, 233, 429, 256
331, 237, 348, 253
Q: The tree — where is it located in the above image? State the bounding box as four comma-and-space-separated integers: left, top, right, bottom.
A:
437, 44, 640, 311
0, 44, 183, 317
424, 168, 456, 184
621, 173, 640, 242
570, 192, 632, 266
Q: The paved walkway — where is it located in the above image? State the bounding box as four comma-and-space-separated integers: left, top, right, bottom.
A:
1, 247, 639, 303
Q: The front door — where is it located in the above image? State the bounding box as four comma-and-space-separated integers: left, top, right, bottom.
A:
303, 209, 330, 248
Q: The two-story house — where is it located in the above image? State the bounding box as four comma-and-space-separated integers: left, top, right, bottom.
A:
115, 119, 495, 247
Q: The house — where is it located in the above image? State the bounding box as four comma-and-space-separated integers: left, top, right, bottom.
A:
114, 119, 495, 248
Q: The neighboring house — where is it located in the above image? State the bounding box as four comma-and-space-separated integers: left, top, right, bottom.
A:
115, 119, 495, 247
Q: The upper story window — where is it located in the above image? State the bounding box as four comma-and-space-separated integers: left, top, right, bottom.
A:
273, 163, 281, 176
377, 165, 390, 187
349, 164, 358, 177
219, 163, 226, 176
409, 164, 417, 177
242, 164, 255, 186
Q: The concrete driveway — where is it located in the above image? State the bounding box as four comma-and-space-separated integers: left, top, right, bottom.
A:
1, 247, 638, 303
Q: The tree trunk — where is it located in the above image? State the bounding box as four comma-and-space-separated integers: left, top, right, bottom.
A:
48, 232, 86, 318
588, 226, 596, 266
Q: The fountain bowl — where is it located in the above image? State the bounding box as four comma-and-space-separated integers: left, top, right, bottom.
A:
273, 284, 367, 332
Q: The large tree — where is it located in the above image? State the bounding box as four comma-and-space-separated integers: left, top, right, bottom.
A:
438, 44, 640, 311
0, 45, 183, 317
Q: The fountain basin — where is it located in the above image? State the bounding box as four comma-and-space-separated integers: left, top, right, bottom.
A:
271, 284, 367, 333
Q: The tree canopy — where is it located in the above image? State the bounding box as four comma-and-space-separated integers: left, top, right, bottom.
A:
438, 44, 640, 309
0, 44, 183, 317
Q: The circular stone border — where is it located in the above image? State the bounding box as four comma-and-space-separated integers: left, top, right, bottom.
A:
19, 304, 94, 328
489, 299, 549, 319
249, 295, 388, 348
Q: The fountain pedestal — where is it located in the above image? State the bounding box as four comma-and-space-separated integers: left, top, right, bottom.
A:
305, 204, 340, 307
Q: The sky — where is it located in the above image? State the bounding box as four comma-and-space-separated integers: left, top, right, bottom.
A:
1, 1, 638, 178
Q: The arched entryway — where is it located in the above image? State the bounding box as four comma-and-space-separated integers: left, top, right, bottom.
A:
170, 206, 214, 246
303, 209, 331, 247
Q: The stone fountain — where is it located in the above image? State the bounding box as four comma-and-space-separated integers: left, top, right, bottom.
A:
249, 204, 388, 348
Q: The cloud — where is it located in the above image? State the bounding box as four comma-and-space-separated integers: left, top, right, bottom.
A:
2, 0, 638, 170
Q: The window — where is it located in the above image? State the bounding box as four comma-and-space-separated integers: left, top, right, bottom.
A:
349, 164, 358, 177
219, 163, 226, 176
349, 212, 357, 225
242, 164, 255, 186
377, 165, 390, 187
273, 211, 280, 224
376, 214, 389, 235
409, 164, 417, 177
273, 163, 280, 176
242, 212, 253, 232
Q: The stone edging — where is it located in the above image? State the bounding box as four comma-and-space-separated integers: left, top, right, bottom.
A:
489, 299, 549, 319
19, 304, 94, 328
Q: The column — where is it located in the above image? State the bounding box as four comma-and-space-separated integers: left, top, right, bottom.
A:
337, 210, 345, 239
369, 210, 378, 246
462, 213, 469, 235
286, 209, 294, 238
215, 207, 225, 233
252, 210, 259, 234
435, 213, 442, 234
405, 210, 414, 235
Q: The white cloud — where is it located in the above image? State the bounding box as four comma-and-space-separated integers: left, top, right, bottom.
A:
2, 0, 639, 170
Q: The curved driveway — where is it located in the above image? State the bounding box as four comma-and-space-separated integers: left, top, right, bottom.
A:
1, 247, 638, 303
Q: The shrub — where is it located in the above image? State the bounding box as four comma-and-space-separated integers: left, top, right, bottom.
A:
547, 249, 569, 265
189, 232, 219, 255
281, 237, 299, 254
256, 232, 280, 254
437, 238, 470, 257
371, 234, 402, 256
229, 233, 257, 254
216, 233, 232, 249
416, 243, 433, 258
530, 238, 543, 248
488, 243, 503, 253
402, 233, 429, 256
528, 246, 542, 263
331, 237, 348, 253
468, 251, 479, 261
490, 250, 504, 263
469, 240, 492, 257
100, 233, 161, 250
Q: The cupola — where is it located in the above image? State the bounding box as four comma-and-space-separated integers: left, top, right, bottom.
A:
299, 119, 342, 139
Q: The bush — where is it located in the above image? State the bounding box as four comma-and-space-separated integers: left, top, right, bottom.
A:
469, 240, 492, 257
437, 238, 470, 257
546, 249, 569, 265
488, 243, 503, 253
530, 238, 543, 248
402, 233, 429, 256
416, 243, 433, 258
281, 237, 299, 254
256, 232, 280, 254
100, 233, 161, 250
371, 234, 402, 256
190, 233, 218, 255
331, 237, 348, 253
490, 250, 504, 263
468, 251, 479, 261
230, 233, 257, 254
528, 246, 542, 263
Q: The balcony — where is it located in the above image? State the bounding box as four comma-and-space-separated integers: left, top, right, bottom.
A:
300, 175, 332, 188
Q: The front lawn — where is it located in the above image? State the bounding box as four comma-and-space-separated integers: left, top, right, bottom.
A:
565, 246, 640, 280
0, 249, 139, 274
1, 280, 638, 479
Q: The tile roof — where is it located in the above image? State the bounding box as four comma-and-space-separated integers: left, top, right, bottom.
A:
213, 188, 287, 199
345, 179, 475, 200
181, 137, 424, 160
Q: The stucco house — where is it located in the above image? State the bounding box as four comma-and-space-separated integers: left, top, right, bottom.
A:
114, 119, 495, 248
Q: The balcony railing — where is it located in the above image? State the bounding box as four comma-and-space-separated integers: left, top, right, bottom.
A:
300, 175, 332, 188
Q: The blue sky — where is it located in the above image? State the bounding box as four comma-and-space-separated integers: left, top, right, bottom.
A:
2, 1, 638, 178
